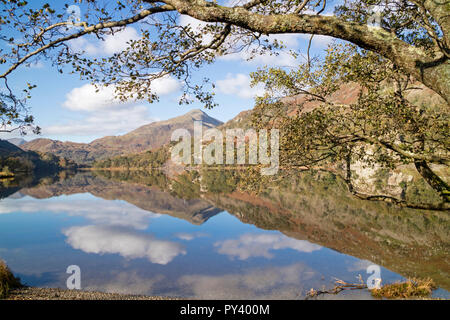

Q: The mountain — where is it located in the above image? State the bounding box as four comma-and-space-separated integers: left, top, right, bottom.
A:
220, 82, 443, 129
89, 108, 222, 152
220, 82, 363, 130
6, 138, 27, 146
21, 109, 223, 165
0, 139, 26, 157
0, 139, 77, 174
20, 172, 222, 225
198, 171, 450, 290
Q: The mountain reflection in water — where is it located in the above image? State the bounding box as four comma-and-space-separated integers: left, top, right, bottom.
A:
0, 170, 448, 299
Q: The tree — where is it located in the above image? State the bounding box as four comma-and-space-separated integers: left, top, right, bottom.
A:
0, 81, 40, 134
0, 0, 448, 133
250, 42, 449, 207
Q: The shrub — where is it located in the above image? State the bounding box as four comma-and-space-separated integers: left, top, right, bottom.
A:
0, 260, 22, 299
371, 278, 436, 299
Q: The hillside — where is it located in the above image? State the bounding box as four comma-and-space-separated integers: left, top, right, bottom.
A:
198, 171, 450, 290
0, 140, 77, 175
0, 139, 26, 157
218, 82, 449, 205
21, 109, 223, 165
19, 172, 222, 225
220, 82, 442, 128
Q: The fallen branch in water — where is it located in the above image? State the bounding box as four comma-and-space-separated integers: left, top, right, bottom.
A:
306, 276, 368, 299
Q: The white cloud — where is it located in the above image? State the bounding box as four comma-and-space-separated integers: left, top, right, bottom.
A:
218, 32, 302, 67
179, 263, 316, 299
43, 78, 180, 137
63, 80, 180, 112
150, 76, 183, 96
103, 27, 140, 55
69, 27, 140, 56
216, 73, 265, 99
221, 49, 299, 67
214, 233, 322, 260
178, 14, 301, 67
63, 83, 122, 112
0, 197, 160, 230
298, 33, 334, 48
69, 36, 100, 55
44, 104, 156, 136
63, 225, 186, 265
347, 259, 375, 272
179, 15, 214, 44
219, 32, 333, 67
179, 15, 210, 31
174, 232, 208, 241
219, 41, 299, 67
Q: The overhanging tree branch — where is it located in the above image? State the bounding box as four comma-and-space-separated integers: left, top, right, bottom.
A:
158, 0, 449, 102
0, 5, 175, 79
355, 134, 450, 165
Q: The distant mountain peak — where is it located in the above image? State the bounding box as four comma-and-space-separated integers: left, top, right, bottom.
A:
182, 108, 223, 127
171, 108, 207, 119
187, 108, 205, 115
21, 108, 223, 165
188, 109, 206, 119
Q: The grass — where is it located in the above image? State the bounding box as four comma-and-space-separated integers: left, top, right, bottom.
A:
0, 260, 22, 299
307, 277, 439, 300
370, 278, 437, 299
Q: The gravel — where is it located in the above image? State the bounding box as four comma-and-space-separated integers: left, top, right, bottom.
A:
6, 287, 178, 300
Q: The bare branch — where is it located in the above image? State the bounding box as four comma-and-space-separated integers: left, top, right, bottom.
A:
0, 5, 174, 79
294, 0, 311, 14
160, 0, 449, 102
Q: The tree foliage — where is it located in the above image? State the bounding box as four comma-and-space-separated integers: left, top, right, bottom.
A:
93, 145, 169, 168
0, 0, 448, 133
250, 42, 449, 203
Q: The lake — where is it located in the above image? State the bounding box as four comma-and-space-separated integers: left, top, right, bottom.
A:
0, 170, 448, 299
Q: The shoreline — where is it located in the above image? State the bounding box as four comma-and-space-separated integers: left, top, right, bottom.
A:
5, 286, 178, 300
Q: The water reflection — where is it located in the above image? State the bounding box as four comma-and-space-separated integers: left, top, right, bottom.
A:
0, 197, 159, 229
214, 234, 322, 260
63, 225, 186, 265
178, 263, 316, 299
0, 170, 448, 299
174, 232, 209, 241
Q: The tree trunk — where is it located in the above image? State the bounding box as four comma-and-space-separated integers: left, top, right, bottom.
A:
414, 160, 450, 202
345, 149, 354, 193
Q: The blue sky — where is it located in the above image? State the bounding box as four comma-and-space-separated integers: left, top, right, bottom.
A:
2, 1, 334, 143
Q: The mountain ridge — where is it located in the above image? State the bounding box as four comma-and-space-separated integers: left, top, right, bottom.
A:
21, 109, 223, 165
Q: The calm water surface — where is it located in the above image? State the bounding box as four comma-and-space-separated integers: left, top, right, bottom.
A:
0, 172, 448, 299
